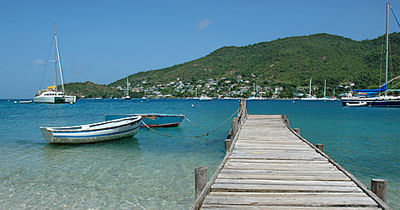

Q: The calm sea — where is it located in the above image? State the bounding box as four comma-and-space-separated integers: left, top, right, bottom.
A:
0, 99, 398, 209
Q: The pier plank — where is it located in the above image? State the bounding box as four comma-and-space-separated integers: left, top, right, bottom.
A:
236, 140, 305, 144
227, 159, 329, 164
214, 179, 357, 187
211, 183, 363, 193
217, 174, 351, 181
229, 154, 326, 161
224, 162, 337, 171
202, 192, 378, 207
201, 205, 381, 210
219, 169, 350, 177
235, 143, 310, 148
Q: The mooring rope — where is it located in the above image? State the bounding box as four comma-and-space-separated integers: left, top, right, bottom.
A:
183, 116, 207, 128
141, 108, 240, 138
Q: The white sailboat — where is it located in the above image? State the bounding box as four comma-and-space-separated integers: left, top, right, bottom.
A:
319, 79, 336, 100
34, 24, 76, 104
199, 95, 212, 100
301, 79, 335, 101
122, 78, 131, 100
301, 78, 317, 100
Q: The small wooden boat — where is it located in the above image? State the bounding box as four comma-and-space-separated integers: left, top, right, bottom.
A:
105, 114, 185, 128
40, 116, 141, 144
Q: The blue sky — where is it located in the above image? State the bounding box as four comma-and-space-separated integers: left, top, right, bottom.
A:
1, 0, 400, 99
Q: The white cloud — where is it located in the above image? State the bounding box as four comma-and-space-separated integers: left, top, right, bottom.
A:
32, 59, 45, 65
196, 18, 212, 30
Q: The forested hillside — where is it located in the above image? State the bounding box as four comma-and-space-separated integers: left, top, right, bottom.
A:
65, 33, 400, 98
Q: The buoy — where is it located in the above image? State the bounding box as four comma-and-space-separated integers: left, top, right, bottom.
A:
192, 104, 194, 107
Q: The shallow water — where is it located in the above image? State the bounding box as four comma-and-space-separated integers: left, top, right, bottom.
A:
0, 99, 398, 209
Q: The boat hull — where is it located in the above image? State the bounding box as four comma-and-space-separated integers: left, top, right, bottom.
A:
41, 117, 141, 144
343, 102, 368, 107
368, 100, 400, 107
34, 95, 76, 104
19, 100, 33, 104
341, 98, 400, 107
105, 114, 185, 127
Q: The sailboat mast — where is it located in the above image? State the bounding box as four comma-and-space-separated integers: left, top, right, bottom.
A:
309, 78, 312, 96
324, 80, 326, 97
385, 2, 389, 88
126, 78, 129, 97
54, 24, 66, 94
53, 24, 58, 91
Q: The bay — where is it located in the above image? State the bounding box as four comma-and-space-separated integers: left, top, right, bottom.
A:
0, 99, 398, 209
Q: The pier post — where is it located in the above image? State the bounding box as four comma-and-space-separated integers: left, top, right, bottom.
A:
316, 144, 324, 152
282, 115, 289, 125
371, 179, 387, 202
225, 139, 231, 154
232, 117, 238, 139
294, 128, 300, 135
195, 167, 208, 199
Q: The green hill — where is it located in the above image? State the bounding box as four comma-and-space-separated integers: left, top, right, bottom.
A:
64, 81, 121, 99
64, 33, 400, 98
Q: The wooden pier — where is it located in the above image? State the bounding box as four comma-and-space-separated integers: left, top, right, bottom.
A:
192, 101, 390, 209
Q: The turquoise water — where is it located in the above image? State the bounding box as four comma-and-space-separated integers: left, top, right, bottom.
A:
0, 99, 398, 209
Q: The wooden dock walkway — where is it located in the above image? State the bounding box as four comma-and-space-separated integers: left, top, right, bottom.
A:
192, 109, 390, 209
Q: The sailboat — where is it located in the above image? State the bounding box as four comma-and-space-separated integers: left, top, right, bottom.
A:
34, 24, 76, 104
122, 78, 131, 100
320, 80, 336, 100
199, 95, 212, 100
341, 2, 400, 107
301, 78, 318, 100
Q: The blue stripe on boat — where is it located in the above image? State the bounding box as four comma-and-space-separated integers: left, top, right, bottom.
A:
54, 126, 139, 138
54, 123, 139, 134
